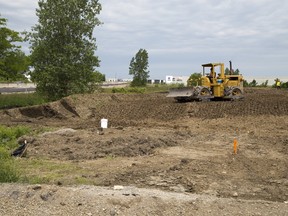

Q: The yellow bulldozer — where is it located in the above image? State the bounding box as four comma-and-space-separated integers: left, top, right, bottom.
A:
167, 61, 244, 102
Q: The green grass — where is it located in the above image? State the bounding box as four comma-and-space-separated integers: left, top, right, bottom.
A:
17, 158, 98, 185
103, 84, 184, 94
0, 125, 32, 183
0, 147, 20, 182
18, 159, 73, 184
0, 93, 48, 109
0, 125, 66, 184
0, 125, 31, 149
145, 83, 185, 93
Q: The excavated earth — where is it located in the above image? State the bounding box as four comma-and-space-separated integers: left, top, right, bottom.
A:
0, 87, 288, 215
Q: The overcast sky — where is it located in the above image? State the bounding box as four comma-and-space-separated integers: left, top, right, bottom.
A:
1, 0, 287, 82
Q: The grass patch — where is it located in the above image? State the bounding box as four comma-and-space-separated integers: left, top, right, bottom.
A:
17, 158, 98, 185
0, 125, 31, 149
0, 147, 20, 182
145, 84, 184, 93
0, 121, 103, 186
0, 125, 32, 183
18, 159, 72, 184
0, 93, 48, 109
104, 84, 184, 94
75, 176, 96, 185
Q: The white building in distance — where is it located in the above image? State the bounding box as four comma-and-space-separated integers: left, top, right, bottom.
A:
165, 75, 189, 86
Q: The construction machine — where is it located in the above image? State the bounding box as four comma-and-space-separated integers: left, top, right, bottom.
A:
167, 61, 244, 102
275, 78, 281, 89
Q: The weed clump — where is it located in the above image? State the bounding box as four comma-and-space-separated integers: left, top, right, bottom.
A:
0, 125, 31, 182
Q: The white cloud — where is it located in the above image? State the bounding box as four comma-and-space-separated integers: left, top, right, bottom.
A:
0, 1, 38, 31
1, 0, 288, 80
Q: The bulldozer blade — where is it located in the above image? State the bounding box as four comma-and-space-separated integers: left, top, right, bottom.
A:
166, 87, 194, 98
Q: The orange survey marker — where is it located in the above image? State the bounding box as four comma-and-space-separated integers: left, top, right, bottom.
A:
233, 138, 238, 154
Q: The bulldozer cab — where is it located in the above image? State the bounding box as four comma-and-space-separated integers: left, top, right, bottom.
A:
201, 63, 224, 88
202, 63, 224, 80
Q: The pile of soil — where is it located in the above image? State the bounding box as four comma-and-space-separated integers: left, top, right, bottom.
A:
0, 88, 287, 215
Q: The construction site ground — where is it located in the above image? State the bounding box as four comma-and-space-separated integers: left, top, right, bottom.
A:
0, 87, 287, 215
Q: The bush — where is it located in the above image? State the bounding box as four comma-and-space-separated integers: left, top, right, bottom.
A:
112, 87, 127, 93
0, 147, 20, 182
0, 125, 30, 149
0, 125, 31, 183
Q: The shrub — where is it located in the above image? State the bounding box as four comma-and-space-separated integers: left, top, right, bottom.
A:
112, 87, 127, 93
0, 125, 30, 149
0, 147, 20, 182
0, 125, 31, 183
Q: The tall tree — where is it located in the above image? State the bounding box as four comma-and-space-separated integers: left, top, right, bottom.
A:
129, 49, 149, 87
0, 16, 29, 81
225, 67, 240, 75
224, 67, 230, 75
243, 79, 249, 87
234, 69, 240, 75
249, 79, 257, 87
27, 0, 102, 100
187, 72, 201, 86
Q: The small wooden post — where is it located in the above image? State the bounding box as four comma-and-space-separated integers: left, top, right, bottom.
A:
233, 138, 238, 154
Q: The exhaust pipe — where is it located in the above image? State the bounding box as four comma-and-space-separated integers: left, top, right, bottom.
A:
229, 61, 232, 75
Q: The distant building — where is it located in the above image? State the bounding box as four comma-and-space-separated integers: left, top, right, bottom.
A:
121, 78, 133, 82
106, 78, 132, 82
147, 79, 165, 84
165, 75, 189, 85
107, 78, 117, 82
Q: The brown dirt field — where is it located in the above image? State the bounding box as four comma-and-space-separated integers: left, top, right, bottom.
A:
0, 87, 288, 215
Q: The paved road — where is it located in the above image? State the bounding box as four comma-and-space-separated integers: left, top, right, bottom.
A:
0, 82, 129, 94
0, 87, 36, 94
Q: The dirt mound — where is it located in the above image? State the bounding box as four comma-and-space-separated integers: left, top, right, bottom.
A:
0, 88, 287, 206
2, 88, 288, 127
1, 93, 187, 127
27, 127, 181, 160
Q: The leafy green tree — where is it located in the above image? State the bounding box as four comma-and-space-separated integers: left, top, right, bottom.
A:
0, 16, 30, 82
225, 67, 240, 75
129, 49, 149, 87
187, 72, 201, 86
243, 79, 249, 87
281, 82, 288, 89
92, 70, 105, 82
27, 0, 102, 100
258, 80, 268, 87
249, 79, 257, 87
234, 69, 240, 75
225, 68, 230, 75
